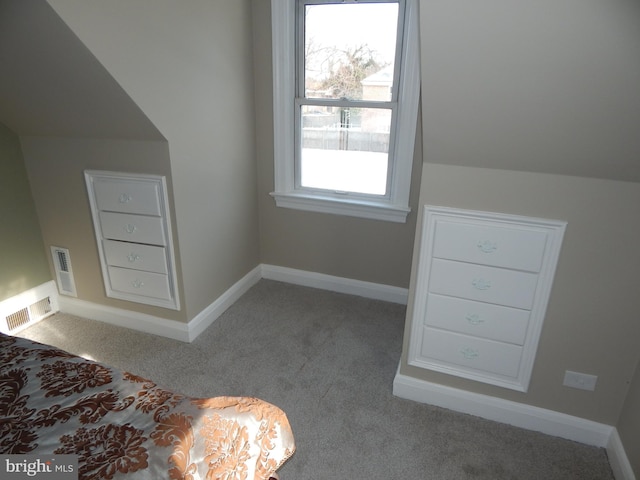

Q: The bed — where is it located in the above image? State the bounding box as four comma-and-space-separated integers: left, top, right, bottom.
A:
0, 331, 295, 480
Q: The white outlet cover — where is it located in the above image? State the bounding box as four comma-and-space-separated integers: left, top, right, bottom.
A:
563, 370, 598, 391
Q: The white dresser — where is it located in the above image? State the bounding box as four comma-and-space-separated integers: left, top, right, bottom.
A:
407, 206, 566, 391
85, 171, 180, 310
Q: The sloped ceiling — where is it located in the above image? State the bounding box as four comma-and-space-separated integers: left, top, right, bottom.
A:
0, 0, 163, 139
419, 0, 640, 184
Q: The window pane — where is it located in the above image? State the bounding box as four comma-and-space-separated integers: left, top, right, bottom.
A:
300, 105, 392, 195
304, 3, 399, 101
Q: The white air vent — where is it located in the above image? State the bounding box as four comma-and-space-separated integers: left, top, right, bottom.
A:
51, 246, 77, 297
0, 282, 59, 335
3, 298, 53, 333
6, 307, 30, 331
0, 284, 57, 335
30, 297, 53, 319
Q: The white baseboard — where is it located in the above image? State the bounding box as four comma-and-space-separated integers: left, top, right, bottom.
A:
607, 429, 637, 480
187, 266, 262, 341
393, 369, 613, 447
59, 296, 191, 342
0, 281, 59, 335
57, 264, 404, 341
393, 370, 636, 479
59, 266, 263, 343
261, 264, 408, 305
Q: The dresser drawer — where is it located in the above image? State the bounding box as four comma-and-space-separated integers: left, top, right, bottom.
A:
99, 212, 166, 246
103, 240, 168, 274
93, 177, 162, 216
429, 258, 538, 310
424, 294, 530, 345
406, 206, 566, 391
421, 327, 523, 378
108, 267, 172, 301
432, 221, 548, 272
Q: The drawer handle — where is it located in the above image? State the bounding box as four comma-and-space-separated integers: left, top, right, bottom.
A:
124, 224, 137, 234
465, 314, 484, 326
477, 240, 497, 254
127, 253, 141, 263
472, 278, 492, 290
460, 347, 479, 360
119, 193, 132, 203
131, 279, 145, 288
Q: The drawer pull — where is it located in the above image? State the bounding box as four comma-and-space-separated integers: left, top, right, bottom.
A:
119, 193, 132, 203
471, 278, 492, 290
465, 314, 484, 326
127, 253, 141, 263
124, 224, 137, 234
460, 347, 479, 360
131, 279, 145, 288
477, 240, 497, 254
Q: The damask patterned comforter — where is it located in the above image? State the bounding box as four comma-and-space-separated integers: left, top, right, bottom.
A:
0, 332, 295, 479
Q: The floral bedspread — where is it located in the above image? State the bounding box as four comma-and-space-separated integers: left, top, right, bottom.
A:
0, 332, 295, 480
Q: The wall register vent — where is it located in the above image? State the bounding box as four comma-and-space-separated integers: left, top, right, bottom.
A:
0, 282, 59, 335
3, 297, 53, 334
51, 246, 78, 297
6, 307, 30, 331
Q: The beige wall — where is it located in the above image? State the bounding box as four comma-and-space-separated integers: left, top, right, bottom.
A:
398, 0, 640, 450
48, 0, 261, 320
618, 360, 640, 477
251, 0, 423, 289
400, 165, 640, 426
0, 1, 162, 141
0, 123, 50, 302
20, 137, 184, 321
420, 0, 640, 183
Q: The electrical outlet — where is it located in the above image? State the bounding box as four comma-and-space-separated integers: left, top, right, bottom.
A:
563, 370, 598, 391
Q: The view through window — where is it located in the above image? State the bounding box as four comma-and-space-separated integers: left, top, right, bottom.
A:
297, 2, 400, 196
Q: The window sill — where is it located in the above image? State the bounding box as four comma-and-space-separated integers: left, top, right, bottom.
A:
270, 191, 410, 223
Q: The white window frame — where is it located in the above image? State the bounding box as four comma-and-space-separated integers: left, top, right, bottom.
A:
270, 0, 420, 223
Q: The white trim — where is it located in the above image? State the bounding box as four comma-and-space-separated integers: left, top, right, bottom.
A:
59, 296, 191, 342
186, 266, 262, 341
270, 192, 411, 223
0, 281, 59, 335
56, 265, 405, 341
270, 0, 420, 223
607, 429, 637, 480
388, 0, 420, 207
58, 266, 263, 343
271, 0, 296, 194
261, 264, 408, 304
393, 369, 614, 447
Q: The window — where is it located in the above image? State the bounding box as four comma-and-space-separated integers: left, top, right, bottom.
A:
271, 0, 420, 223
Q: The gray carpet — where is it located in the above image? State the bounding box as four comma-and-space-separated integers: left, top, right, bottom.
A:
19, 280, 614, 479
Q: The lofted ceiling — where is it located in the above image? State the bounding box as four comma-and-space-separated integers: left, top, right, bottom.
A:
1, 0, 638, 184
0, 0, 162, 140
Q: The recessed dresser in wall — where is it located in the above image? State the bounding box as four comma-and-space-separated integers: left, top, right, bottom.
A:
407, 206, 566, 392
85, 171, 180, 310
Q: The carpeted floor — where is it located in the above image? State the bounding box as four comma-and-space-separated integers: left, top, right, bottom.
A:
19, 280, 614, 479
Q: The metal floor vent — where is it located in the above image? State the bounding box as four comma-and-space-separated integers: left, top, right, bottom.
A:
51, 246, 78, 297
4, 297, 53, 333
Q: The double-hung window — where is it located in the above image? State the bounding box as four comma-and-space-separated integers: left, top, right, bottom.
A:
271, 0, 420, 223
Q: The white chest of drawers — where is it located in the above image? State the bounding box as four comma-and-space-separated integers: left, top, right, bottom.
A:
85, 171, 180, 310
407, 206, 566, 391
